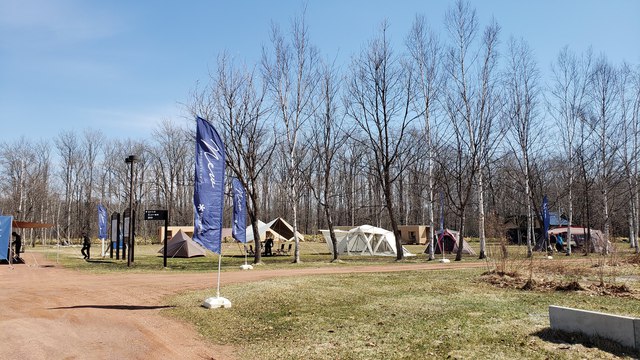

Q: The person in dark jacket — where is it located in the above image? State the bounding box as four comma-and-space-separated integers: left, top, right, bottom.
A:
81, 233, 91, 260
265, 235, 274, 256
12, 232, 22, 260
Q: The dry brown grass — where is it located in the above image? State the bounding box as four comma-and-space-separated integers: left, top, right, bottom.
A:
624, 252, 640, 264
480, 251, 640, 299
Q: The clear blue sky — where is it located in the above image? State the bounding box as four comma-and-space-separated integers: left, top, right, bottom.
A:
1, 0, 638, 143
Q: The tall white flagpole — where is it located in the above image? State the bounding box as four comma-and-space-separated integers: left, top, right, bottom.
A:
216, 253, 222, 298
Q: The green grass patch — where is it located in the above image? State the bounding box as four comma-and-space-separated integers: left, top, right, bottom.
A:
165, 269, 640, 360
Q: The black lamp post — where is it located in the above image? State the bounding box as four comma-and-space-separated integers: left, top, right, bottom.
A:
125, 155, 138, 267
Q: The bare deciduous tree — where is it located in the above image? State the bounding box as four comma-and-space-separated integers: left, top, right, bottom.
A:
308, 61, 346, 261
80, 129, 104, 234
55, 130, 82, 243
443, 0, 501, 260
150, 119, 191, 224
407, 14, 442, 260
262, 12, 319, 263
589, 55, 620, 246
620, 64, 640, 253
345, 21, 417, 261
548, 47, 592, 255
504, 37, 542, 257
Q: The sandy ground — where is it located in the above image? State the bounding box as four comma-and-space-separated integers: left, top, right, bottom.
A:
0, 253, 487, 360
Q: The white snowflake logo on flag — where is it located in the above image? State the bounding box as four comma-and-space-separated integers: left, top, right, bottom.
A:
198, 204, 206, 213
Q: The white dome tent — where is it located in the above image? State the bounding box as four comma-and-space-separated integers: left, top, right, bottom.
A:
321, 225, 414, 257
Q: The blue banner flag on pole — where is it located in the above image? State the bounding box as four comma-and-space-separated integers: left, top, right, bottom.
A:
232, 177, 247, 243
0, 216, 12, 260
98, 204, 108, 239
542, 195, 550, 240
193, 116, 226, 254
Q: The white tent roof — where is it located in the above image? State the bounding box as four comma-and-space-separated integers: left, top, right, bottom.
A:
245, 218, 304, 243
321, 225, 414, 257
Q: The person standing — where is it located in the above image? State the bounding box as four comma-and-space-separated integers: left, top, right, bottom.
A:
11, 232, 22, 260
265, 235, 274, 256
556, 234, 564, 252
81, 232, 91, 260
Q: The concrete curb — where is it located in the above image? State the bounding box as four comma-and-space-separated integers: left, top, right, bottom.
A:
549, 305, 639, 350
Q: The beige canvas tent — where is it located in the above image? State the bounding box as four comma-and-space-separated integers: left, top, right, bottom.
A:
547, 227, 611, 253
321, 225, 415, 257
157, 229, 206, 258
425, 229, 477, 255
245, 218, 304, 243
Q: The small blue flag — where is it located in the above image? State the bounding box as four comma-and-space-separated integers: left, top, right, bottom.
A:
98, 204, 108, 239
0, 216, 12, 260
193, 117, 226, 254
232, 178, 247, 243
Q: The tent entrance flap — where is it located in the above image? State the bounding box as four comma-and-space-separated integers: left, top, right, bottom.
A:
425, 229, 476, 255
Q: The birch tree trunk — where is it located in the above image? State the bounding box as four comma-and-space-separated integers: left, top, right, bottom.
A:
261, 11, 319, 263
525, 163, 533, 257
407, 15, 441, 261
477, 164, 487, 259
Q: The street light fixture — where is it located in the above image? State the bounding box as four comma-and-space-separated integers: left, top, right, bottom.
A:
125, 155, 138, 266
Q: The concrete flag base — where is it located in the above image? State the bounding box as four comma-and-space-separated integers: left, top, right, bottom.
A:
439, 258, 450, 263
202, 297, 232, 309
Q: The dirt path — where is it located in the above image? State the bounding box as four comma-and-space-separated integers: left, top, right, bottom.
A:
0, 254, 488, 360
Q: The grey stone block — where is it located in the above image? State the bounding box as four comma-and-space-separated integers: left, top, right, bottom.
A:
549, 305, 638, 350
635, 318, 640, 349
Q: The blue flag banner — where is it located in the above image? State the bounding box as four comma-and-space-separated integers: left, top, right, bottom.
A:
232, 177, 247, 243
0, 216, 12, 260
542, 195, 550, 240
98, 204, 108, 239
193, 116, 226, 254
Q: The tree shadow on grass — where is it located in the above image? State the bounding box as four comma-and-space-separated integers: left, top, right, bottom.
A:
50, 305, 176, 311
532, 328, 639, 358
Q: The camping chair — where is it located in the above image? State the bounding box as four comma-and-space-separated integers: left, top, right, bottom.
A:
284, 243, 292, 256
247, 245, 255, 256
276, 243, 285, 255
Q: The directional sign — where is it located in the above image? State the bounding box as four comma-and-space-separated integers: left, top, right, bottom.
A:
144, 209, 170, 268
144, 210, 167, 221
